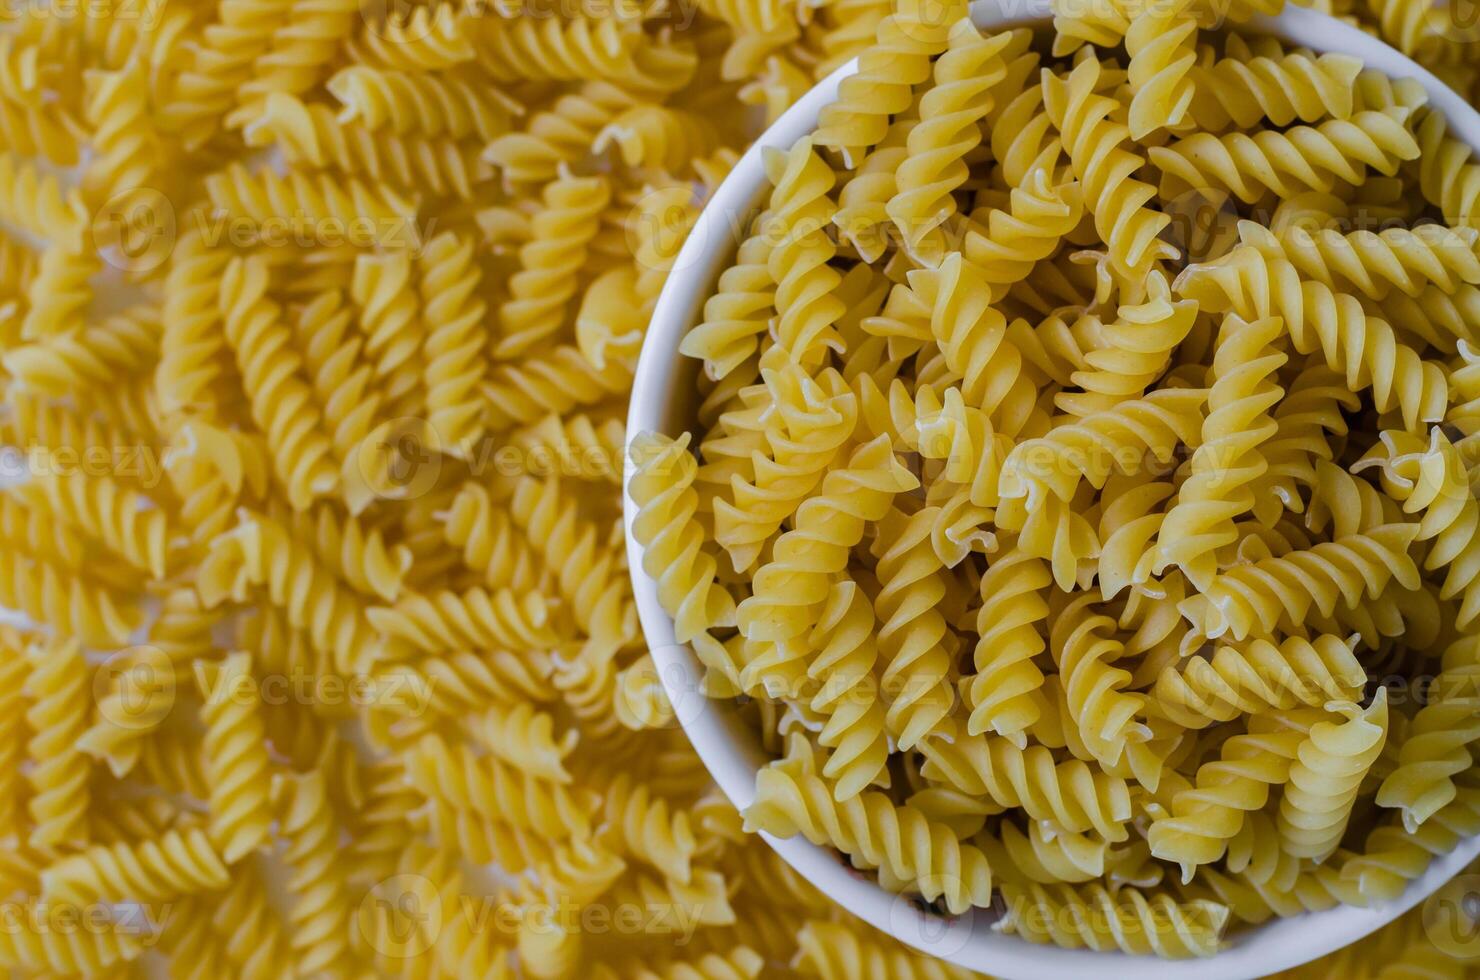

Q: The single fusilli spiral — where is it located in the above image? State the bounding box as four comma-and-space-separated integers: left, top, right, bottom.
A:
965, 548, 1049, 743
1124, 0, 1197, 139
744, 763, 992, 915
42, 825, 230, 905
246, 92, 490, 200
1154, 315, 1286, 587
1152, 107, 1419, 205
1044, 57, 1175, 280
1187, 46, 1361, 131
327, 64, 517, 140
496, 172, 611, 359
1153, 634, 1366, 728
1000, 880, 1229, 957
887, 22, 1019, 260
1148, 728, 1306, 880
24, 637, 90, 850
963, 169, 1083, 299
871, 507, 958, 750
417, 230, 487, 458
218, 254, 339, 509
409, 732, 593, 838
1279, 692, 1389, 861
193, 653, 272, 862
1239, 220, 1480, 300
628, 431, 737, 644
274, 770, 355, 977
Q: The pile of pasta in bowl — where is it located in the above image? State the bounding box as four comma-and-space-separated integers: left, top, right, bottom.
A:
630, 0, 1480, 961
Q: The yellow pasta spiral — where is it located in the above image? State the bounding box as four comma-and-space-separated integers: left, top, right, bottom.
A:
1059, 270, 1198, 416
1049, 593, 1147, 768
1153, 634, 1366, 728
245, 92, 490, 200
1279, 691, 1389, 861
496, 172, 611, 359
965, 547, 1049, 743
887, 22, 1019, 260
206, 161, 418, 240
417, 230, 487, 458
349, 248, 422, 417
42, 825, 230, 905
678, 220, 774, 382
5, 306, 161, 397
273, 770, 355, 977
510, 475, 628, 635
327, 64, 517, 140
409, 732, 593, 838
736, 435, 916, 645
1239, 220, 1480, 300
1001, 387, 1206, 505
597, 771, 696, 884
1377, 691, 1480, 833
744, 764, 993, 915
369, 584, 558, 661
0, 152, 86, 248
1176, 245, 1448, 429
0, 913, 144, 974
1043, 56, 1175, 280
474, 14, 641, 82
795, 920, 973, 979
1185, 523, 1421, 640
349, 2, 475, 70
1154, 315, 1286, 588
814, 0, 965, 165
1187, 47, 1361, 131
629, 431, 737, 644
1415, 108, 1480, 229
193, 653, 272, 862
1000, 879, 1229, 957
715, 362, 855, 572
1124, 0, 1197, 139
18, 470, 170, 579
806, 580, 888, 801
218, 255, 339, 509
915, 252, 1039, 433
483, 81, 639, 186
1148, 728, 1306, 880
21, 244, 98, 341
482, 343, 634, 431
24, 637, 90, 850
871, 507, 958, 750
468, 701, 576, 784
1152, 107, 1420, 205
1356, 427, 1480, 625
963, 168, 1083, 298
762, 137, 844, 363
201, 511, 372, 675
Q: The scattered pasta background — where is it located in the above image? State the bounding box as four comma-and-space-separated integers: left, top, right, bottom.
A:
0, 0, 1472, 975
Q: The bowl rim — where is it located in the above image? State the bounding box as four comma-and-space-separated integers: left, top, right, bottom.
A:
622, 3, 1480, 976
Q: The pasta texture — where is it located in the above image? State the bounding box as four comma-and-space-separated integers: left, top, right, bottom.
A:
2, 0, 1480, 974
639, 3, 1480, 966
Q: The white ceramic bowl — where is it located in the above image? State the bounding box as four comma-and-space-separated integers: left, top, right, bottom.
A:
623, 4, 1480, 976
